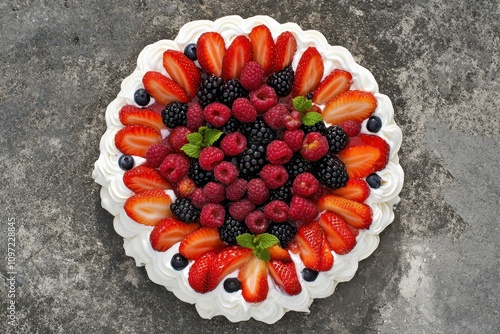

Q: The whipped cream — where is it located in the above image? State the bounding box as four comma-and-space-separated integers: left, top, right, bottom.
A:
92, 15, 404, 324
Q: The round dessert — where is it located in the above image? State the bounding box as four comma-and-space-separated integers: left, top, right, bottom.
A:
92, 15, 403, 324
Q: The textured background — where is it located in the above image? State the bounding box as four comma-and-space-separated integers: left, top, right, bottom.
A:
1, 0, 499, 333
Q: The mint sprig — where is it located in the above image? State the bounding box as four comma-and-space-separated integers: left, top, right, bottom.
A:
181, 126, 223, 158
292, 96, 323, 126
236, 233, 280, 262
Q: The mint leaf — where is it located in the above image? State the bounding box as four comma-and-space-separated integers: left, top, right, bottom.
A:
256, 233, 280, 249
236, 233, 256, 249
292, 96, 312, 113
301, 111, 323, 126
187, 132, 203, 146
202, 128, 223, 147
254, 248, 270, 262
181, 143, 201, 158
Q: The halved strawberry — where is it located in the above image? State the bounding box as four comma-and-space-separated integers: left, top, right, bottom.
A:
268, 244, 292, 262
221, 35, 253, 80
179, 227, 226, 260
123, 165, 172, 193
270, 31, 297, 72
330, 178, 370, 202
358, 134, 390, 172
149, 217, 201, 251
115, 124, 161, 158
249, 25, 274, 73
318, 211, 357, 255
238, 254, 269, 303
292, 47, 324, 97
142, 71, 190, 106
267, 260, 302, 295
124, 189, 173, 226
323, 90, 377, 125
197, 32, 226, 77
188, 251, 217, 293
294, 221, 324, 271
318, 236, 334, 271
119, 105, 166, 132
207, 246, 252, 290
317, 195, 373, 229
338, 145, 381, 178
312, 69, 352, 105
163, 50, 201, 98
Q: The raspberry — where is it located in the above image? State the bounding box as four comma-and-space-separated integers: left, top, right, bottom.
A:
263, 200, 289, 222
239, 61, 265, 91
229, 199, 255, 221
186, 103, 205, 131
198, 146, 224, 170
145, 144, 171, 168
262, 103, 289, 130
219, 79, 248, 108
247, 178, 269, 205
249, 85, 278, 114
259, 164, 288, 189
189, 187, 208, 209
340, 120, 361, 137
292, 172, 319, 197
175, 177, 196, 198
301, 132, 329, 162
220, 132, 247, 156
266, 140, 293, 165
202, 181, 225, 203
225, 178, 248, 201
283, 129, 304, 152
159, 153, 190, 183
284, 110, 302, 130
199, 203, 225, 228
287, 196, 318, 224
214, 161, 238, 185
231, 97, 257, 123
245, 210, 270, 234
168, 126, 191, 153
203, 102, 231, 127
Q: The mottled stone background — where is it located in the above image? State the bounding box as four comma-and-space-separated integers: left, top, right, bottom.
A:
1, 0, 498, 333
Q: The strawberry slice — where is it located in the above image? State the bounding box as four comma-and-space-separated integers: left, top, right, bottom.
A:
221, 35, 253, 80
312, 69, 352, 105
123, 165, 172, 193
149, 217, 201, 251
295, 221, 324, 271
197, 32, 226, 77
318, 211, 357, 255
330, 178, 370, 202
317, 235, 334, 271
338, 145, 382, 178
142, 71, 189, 106
124, 189, 173, 226
323, 90, 377, 125
358, 134, 390, 172
270, 31, 297, 72
179, 227, 226, 260
119, 105, 166, 132
188, 251, 217, 293
114, 124, 161, 158
267, 260, 302, 296
317, 195, 373, 229
207, 246, 252, 290
238, 254, 269, 303
249, 25, 274, 74
292, 47, 324, 97
163, 50, 201, 98
268, 244, 292, 262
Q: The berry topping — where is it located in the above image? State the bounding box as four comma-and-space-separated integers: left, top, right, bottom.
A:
285, 154, 313, 180
301, 268, 319, 282
267, 66, 294, 97
292, 172, 319, 198
237, 143, 267, 178
318, 211, 357, 255
197, 32, 226, 77
240, 61, 266, 91
171, 197, 200, 223
325, 125, 349, 154
163, 49, 201, 98
229, 199, 255, 221
171, 253, 190, 270
366, 173, 382, 189
198, 146, 225, 170
186, 103, 205, 131
150, 217, 200, 251
263, 200, 289, 222
200, 203, 226, 228
266, 140, 293, 165
115, 124, 161, 158
301, 120, 326, 136
222, 35, 253, 80
124, 189, 173, 226
225, 178, 248, 202
180, 227, 226, 260
247, 178, 269, 205
238, 255, 269, 303
188, 252, 217, 293
231, 97, 258, 123
249, 85, 278, 113
203, 102, 231, 127
123, 165, 172, 193
338, 134, 389, 178
330, 178, 370, 203
292, 47, 324, 97
183, 42, 197, 61
220, 132, 247, 157
145, 144, 171, 168
323, 90, 377, 125
189, 159, 214, 187
142, 71, 190, 105
242, 118, 276, 145
202, 181, 226, 204
197, 75, 224, 108
267, 222, 297, 248
223, 278, 241, 292
301, 132, 329, 162
208, 246, 253, 291
267, 260, 302, 296
295, 221, 333, 271
366, 115, 382, 133
259, 164, 288, 189
249, 25, 275, 74
168, 126, 191, 153
317, 194, 373, 229
118, 154, 135, 170
134, 88, 151, 106
312, 69, 352, 105
313, 154, 349, 190
340, 120, 362, 137
283, 129, 305, 152
162, 101, 189, 128
219, 216, 249, 245
263, 103, 289, 130
189, 187, 208, 209
159, 153, 190, 183
213, 161, 238, 185
245, 210, 270, 234
270, 31, 297, 72
268, 185, 292, 203
175, 177, 196, 198
219, 79, 248, 107
288, 196, 318, 224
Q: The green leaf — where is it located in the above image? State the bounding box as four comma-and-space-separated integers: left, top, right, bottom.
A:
181, 143, 201, 158
257, 233, 280, 249
202, 128, 223, 147
254, 248, 270, 262
292, 96, 313, 113
186, 132, 203, 146
236, 233, 256, 249
301, 111, 323, 126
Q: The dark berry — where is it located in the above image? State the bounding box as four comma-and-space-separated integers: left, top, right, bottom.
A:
268, 185, 292, 203
197, 75, 224, 108
223, 278, 241, 292
302, 268, 319, 282
220, 117, 242, 134
305, 92, 314, 100
118, 155, 134, 170
325, 125, 349, 154
219, 79, 248, 107
285, 154, 313, 180
366, 173, 382, 189
267, 66, 294, 97
171, 198, 200, 223
162, 102, 188, 128
219, 216, 249, 245
242, 118, 276, 145
170, 253, 189, 270
314, 155, 349, 189
189, 159, 214, 187
266, 222, 297, 248
301, 121, 327, 135
366, 116, 382, 133
237, 143, 267, 179
134, 88, 150, 106
183, 43, 197, 61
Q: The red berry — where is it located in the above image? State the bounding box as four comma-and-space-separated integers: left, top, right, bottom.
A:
288, 196, 318, 224
168, 126, 191, 152
175, 177, 196, 198
259, 164, 288, 189
145, 144, 171, 168
190, 188, 208, 209
214, 161, 238, 185
202, 181, 226, 203
249, 85, 278, 114
292, 172, 319, 197
263, 104, 289, 130
225, 178, 248, 201
283, 129, 305, 152
203, 102, 231, 127
231, 97, 257, 123
284, 110, 302, 130
239, 61, 265, 91
198, 146, 224, 170
266, 140, 293, 165
247, 178, 269, 205
186, 103, 205, 131
301, 132, 329, 161
263, 200, 289, 222
340, 120, 362, 137
245, 210, 270, 234
159, 153, 190, 183
229, 199, 255, 221
220, 132, 247, 156
200, 203, 226, 228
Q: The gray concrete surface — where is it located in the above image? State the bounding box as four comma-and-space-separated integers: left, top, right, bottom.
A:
1, 0, 499, 333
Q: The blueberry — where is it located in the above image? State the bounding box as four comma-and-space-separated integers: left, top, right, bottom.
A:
366, 116, 382, 133
366, 173, 382, 189
118, 155, 134, 170
223, 278, 241, 292
134, 88, 151, 106
184, 43, 197, 61
302, 268, 319, 282
170, 253, 189, 270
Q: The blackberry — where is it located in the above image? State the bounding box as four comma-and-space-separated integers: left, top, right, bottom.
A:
189, 159, 214, 187
301, 121, 327, 135
220, 117, 242, 134
219, 216, 249, 245
268, 185, 292, 203
267, 66, 294, 97
325, 125, 349, 154
237, 143, 267, 179
314, 154, 349, 189
197, 75, 224, 107
162, 102, 188, 128
219, 79, 248, 107
171, 198, 200, 223
242, 118, 276, 145
267, 222, 297, 248
285, 154, 313, 180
